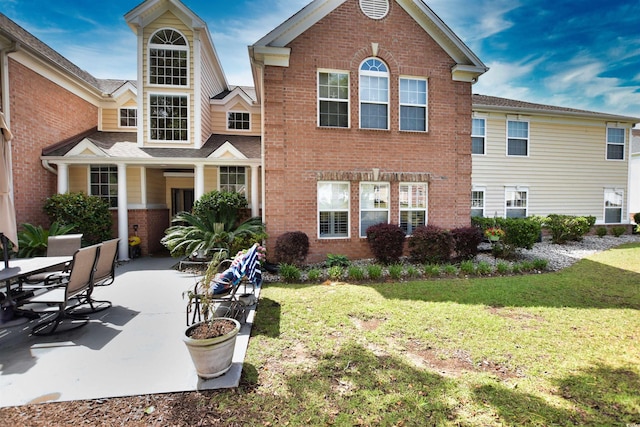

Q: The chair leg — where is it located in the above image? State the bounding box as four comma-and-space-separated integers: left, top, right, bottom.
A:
31, 303, 89, 336
67, 295, 112, 315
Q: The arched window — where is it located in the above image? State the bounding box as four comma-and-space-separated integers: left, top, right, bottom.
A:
359, 58, 389, 130
148, 28, 188, 86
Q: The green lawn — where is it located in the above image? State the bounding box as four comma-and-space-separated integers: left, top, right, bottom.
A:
220, 243, 640, 426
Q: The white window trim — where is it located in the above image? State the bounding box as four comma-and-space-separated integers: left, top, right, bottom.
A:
471, 117, 486, 155
471, 186, 486, 217
118, 107, 137, 129
605, 125, 626, 161
504, 186, 529, 218
399, 76, 428, 132
218, 166, 247, 196
317, 69, 350, 128
506, 119, 530, 157
147, 92, 190, 144
399, 182, 428, 235
88, 165, 118, 209
147, 28, 190, 88
359, 181, 390, 238
226, 111, 251, 132
318, 181, 351, 239
603, 188, 624, 224
359, 58, 390, 130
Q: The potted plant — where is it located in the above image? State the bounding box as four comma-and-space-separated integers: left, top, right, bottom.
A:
182, 256, 240, 379
484, 227, 505, 242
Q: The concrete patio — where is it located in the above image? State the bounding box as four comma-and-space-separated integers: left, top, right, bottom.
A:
0, 255, 257, 408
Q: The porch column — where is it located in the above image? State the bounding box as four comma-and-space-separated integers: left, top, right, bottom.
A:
117, 163, 129, 261
251, 165, 259, 217
194, 164, 205, 200
57, 163, 69, 194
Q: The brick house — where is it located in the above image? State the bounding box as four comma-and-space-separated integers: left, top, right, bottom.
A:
1, 0, 637, 263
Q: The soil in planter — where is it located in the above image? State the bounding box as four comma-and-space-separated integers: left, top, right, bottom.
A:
188, 319, 236, 340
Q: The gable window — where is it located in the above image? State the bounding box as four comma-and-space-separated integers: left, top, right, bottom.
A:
507, 120, 529, 156
604, 188, 623, 223
90, 165, 118, 208
360, 182, 390, 237
220, 166, 246, 196
505, 187, 528, 218
471, 188, 485, 217
318, 71, 349, 128
149, 94, 188, 141
472, 118, 486, 155
399, 78, 427, 131
360, 58, 389, 130
227, 112, 250, 131
606, 127, 625, 160
119, 108, 137, 128
148, 28, 188, 86
318, 182, 350, 238
399, 183, 427, 235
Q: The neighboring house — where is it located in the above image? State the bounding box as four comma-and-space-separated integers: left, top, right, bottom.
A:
630, 129, 640, 218
470, 95, 638, 224
0, 0, 638, 263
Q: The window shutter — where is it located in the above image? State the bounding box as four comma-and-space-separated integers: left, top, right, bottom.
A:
359, 0, 389, 20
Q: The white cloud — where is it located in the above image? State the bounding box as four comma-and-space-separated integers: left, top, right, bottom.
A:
473, 58, 543, 101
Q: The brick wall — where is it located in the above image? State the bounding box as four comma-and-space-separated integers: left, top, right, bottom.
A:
9, 59, 98, 228
262, 1, 473, 262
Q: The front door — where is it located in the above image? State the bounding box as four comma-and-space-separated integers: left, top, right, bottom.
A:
171, 188, 194, 217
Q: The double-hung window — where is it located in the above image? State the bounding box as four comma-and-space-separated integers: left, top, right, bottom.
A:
399, 183, 427, 235
318, 71, 349, 127
606, 127, 625, 160
360, 58, 389, 130
507, 120, 529, 156
90, 165, 118, 208
472, 118, 486, 155
604, 189, 623, 223
149, 94, 188, 142
119, 108, 137, 128
220, 166, 246, 196
318, 182, 350, 238
505, 187, 528, 218
399, 78, 427, 131
471, 188, 485, 217
360, 182, 390, 237
228, 112, 250, 131
148, 29, 188, 87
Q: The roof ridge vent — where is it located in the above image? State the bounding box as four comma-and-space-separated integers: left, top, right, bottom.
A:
359, 0, 389, 20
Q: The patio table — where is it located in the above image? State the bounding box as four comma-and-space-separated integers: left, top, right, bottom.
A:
0, 256, 72, 326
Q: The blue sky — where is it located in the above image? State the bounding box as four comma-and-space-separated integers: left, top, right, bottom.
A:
2, 0, 639, 119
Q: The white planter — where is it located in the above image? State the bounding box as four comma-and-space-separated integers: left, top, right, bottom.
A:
183, 318, 240, 379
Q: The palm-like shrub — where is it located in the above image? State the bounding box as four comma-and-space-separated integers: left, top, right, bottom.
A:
17, 222, 75, 258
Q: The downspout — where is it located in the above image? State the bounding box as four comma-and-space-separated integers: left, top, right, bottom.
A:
42, 159, 57, 175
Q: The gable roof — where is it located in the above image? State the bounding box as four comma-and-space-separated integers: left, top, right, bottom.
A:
250, 0, 487, 87
473, 94, 640, 124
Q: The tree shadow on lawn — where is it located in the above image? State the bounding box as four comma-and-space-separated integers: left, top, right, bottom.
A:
474, 362, 640, 426
364, 258, 640, 310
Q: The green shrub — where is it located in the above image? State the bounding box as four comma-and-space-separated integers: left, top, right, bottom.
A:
544, 214, 595, 244
366, 223, 406, 264
279, 263, 301, 282
496, 261, 510, 275
533, 258, 548, 271
273, 231, 309, 266
459, 260, 476, 275
405, 265, 419, 278
451, 226, 484, 260
423, 264, 441, 277
328, 265, 344, 280
511, 262, 523, 274
476, 261, 493, 275
408, 224, 453, 264
611, 226, 626, 237
192, 190, 248, 227
43, 192, 112, 245
472, 217, 541, 252
367, 264, 383, 280
326, 253, 350, 267
347, 265, 365, 281
307, 268, 322, 282
520, 261, 535, 272
633, 212, 640, 224
443, 264, 458, 276
596, 226, 608, 237
388, 264, 403, 280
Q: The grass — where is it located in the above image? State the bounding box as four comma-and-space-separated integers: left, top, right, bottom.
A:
215, 243, 640, 426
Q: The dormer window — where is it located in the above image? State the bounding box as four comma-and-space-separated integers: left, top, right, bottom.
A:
227, 112, 250, 131
148, 28, 188, 86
